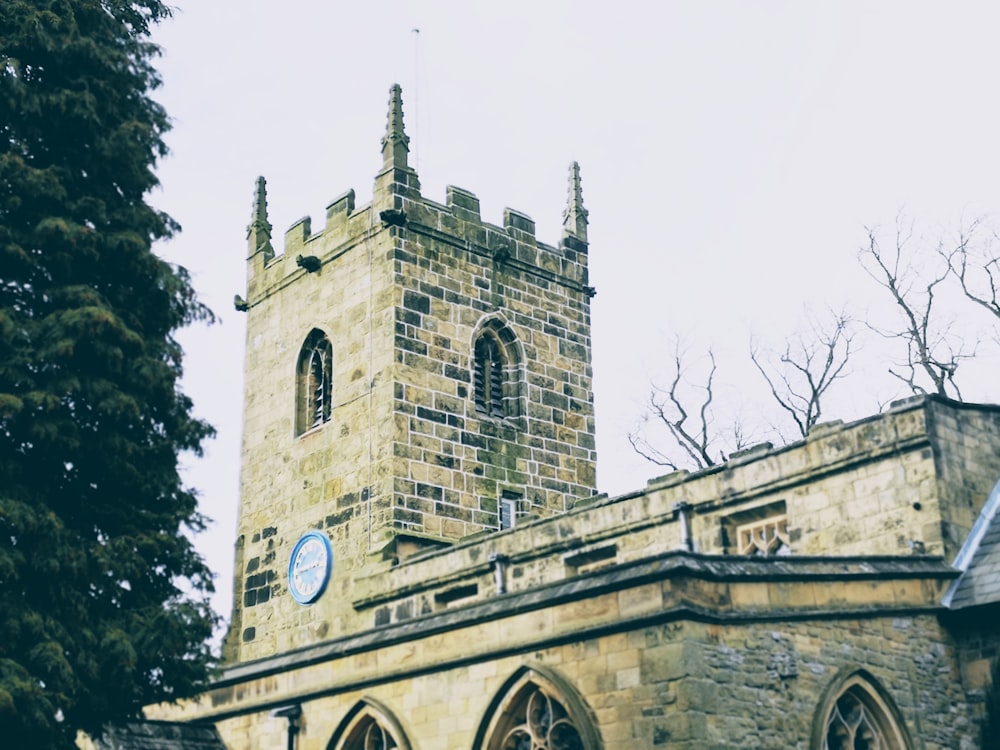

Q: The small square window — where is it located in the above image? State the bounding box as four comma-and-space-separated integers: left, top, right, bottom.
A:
722, 501, 792, 557
500, 491, 521, 530
736, 515, 790, 556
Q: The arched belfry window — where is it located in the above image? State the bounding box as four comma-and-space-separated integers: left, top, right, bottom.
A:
472, 320, 521, 419
296, 329, 333, 435
812, 671, 912, 750
327, 698, 410, 750
473, 666, 602, 750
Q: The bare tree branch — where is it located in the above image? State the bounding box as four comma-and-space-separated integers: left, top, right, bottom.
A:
750, 310, 857, 438
860, 216, 975, 399
950, 218, 1000, 327
628, 338, 727, 471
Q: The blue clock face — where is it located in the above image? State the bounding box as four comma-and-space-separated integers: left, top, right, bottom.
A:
288, 531, 332, 604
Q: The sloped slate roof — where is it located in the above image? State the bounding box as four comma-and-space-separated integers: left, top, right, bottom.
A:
944, 478, 1000, 609
96, 721, 227, 750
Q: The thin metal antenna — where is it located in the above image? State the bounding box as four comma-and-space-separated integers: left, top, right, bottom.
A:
411, 27, 420, 171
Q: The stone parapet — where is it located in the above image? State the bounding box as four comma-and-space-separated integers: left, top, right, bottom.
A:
148, 550, 970, 748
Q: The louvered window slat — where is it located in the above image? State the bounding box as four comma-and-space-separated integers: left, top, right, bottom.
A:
475, 335, 506, 417
474, 339, 488, 412
489, 352, 503, 417
310, 349, 325, 427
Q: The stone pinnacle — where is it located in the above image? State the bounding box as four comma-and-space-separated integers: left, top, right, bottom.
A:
562, 161, 588, 243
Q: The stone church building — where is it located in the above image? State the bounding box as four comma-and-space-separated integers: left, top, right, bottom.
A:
95, 86, 1000, 748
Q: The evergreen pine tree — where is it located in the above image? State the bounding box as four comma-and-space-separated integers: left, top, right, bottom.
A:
0, 2, 217, 746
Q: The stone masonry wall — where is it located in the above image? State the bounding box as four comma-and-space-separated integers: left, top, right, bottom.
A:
227, 372, 1000, 664
387, 188, 597, 540
639, 616, 974, 749
946, 605, 1000, 739
155, 575, 976, 750
345, 398, 997, 634
639, 397, 1000, 560
229, 187, 402, 662
926, 399, 1000, 558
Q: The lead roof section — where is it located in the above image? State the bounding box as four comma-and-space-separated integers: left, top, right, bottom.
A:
945, 478, 1000, 609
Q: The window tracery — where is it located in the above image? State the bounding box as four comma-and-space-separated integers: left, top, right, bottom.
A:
814, 673, 911, 750
825, 689, 885, 749
495, 686, 583, 750
343, 717, 398, 750
475, 667, 599, 750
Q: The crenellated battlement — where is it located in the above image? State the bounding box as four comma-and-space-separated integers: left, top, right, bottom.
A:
243, 177, 591, 308
241, 85, 591, 309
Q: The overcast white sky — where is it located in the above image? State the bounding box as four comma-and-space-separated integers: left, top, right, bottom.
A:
150, 2, 1000, 629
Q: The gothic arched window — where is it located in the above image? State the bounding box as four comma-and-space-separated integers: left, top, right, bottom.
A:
814, 672, 912, 750
472, 320, 521, 420
296, 329, 333, 435
327, 699, 410, 750
473, 667, 601, 750
493, 684, 582, 750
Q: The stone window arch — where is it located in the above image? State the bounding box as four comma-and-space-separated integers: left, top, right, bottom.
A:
472, 318, 522, 419
327, 698, 410, 750
296, 328, 333, 435
473, 666, 602, 750
812, 670, 913, 750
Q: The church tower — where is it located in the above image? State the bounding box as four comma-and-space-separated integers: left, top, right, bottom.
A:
224, 85, 597, 662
